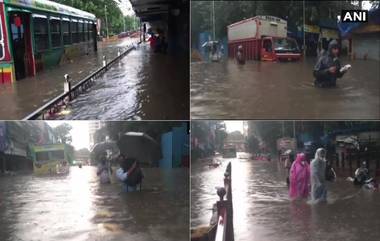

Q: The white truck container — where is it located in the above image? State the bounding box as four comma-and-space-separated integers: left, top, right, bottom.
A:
228, 16, 301, 61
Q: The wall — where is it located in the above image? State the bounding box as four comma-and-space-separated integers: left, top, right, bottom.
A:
352, 33, 380, 60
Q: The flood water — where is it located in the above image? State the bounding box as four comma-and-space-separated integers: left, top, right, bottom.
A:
0, 39, 136, 120
191, 58, 380, 119
58, 44, 189, 120
191, 152, 380, 241
0, 166, 189, 241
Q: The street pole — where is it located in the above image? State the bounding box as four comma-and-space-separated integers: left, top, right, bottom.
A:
293, 121, 296, 139
134, 15, 136, 31
105, 5, 109, 39
123, 16, 126, 33
303, 0, 306, 57
212, 0, 215, 40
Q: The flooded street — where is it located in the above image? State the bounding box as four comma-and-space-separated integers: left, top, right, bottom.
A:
191, 152, 380, 241
58, 44, 189, 120
191, 58, 380, 119
0, 39, 137, 120
0, 166, 189, 241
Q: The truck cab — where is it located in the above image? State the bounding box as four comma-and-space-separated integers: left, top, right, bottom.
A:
261, 36, 301, 61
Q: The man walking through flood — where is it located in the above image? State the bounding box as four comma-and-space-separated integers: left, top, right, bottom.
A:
313, 40, 351, 87
116, 155, 144, 192
236, 45, 246, 65
310, 148, 328, 202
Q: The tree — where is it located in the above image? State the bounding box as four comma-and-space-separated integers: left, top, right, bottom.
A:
53, 123, 72, 144
215, 122, 227, 152
52, 0, 129, 35
247, 134, 260, 153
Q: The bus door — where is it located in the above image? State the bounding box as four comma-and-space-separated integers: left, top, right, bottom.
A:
261, 37, 276, 61
8, 12, 35, 80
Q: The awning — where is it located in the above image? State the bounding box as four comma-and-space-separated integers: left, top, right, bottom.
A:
304, 24, 320, 34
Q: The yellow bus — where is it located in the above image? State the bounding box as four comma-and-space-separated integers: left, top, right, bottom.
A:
30, 143, 73, 175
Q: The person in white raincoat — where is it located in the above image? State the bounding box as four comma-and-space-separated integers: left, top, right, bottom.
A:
310, 148, 327, 202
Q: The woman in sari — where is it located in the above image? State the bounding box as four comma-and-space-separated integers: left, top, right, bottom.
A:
289, 153, 310, 200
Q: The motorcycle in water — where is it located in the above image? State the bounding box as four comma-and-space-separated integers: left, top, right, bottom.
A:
350, 162, 378, 190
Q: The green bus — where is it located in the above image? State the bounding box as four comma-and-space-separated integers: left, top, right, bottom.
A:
222, 144, 237, 158
30, 143, 74, 175
0, 0, 97, 84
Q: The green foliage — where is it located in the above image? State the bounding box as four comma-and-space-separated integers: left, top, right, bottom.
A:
247, 134, 260, 153
53, 123, 72, 144
52, 0, 136, 35
191, 121, 226, 152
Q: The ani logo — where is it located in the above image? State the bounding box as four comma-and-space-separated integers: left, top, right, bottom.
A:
341, 10, 369, 22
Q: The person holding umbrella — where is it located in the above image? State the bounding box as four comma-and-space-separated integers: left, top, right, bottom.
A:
116, 155, 144, 192
97, 152, 111, 184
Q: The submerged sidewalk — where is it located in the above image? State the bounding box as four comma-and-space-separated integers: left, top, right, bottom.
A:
55, 42, 189, 120
0, 38, 137, 120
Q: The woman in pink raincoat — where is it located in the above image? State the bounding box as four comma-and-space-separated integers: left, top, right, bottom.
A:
289, 153, 310, 200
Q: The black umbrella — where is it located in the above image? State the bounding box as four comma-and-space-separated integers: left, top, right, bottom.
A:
90, 141, 120, 162
117, 132, 162, 167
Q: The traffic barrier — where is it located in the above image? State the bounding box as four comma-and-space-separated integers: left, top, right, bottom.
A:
191, 162, 234, 241
213, 162, 234, 241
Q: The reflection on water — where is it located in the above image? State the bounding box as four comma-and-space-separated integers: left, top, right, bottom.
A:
191, 152, 380, 241
59, 44, 189, 120
191, 58, 380, 119
0, 166, 189, 241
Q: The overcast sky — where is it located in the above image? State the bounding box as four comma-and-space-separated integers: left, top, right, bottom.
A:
47, 121, 90, 150
118, 0, 135, 16
224, 121, 244, 133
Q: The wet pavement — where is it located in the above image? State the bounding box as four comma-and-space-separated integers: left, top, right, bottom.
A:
0, 166, 189, 241
191, 152, 380, 241
191, 57, 380, 119
57, 43, 189, 120
0, 38, 137, 120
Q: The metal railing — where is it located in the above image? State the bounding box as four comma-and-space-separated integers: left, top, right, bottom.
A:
191, 162, 234, 241
213, 162, 234, 241
23, 43, 139, 120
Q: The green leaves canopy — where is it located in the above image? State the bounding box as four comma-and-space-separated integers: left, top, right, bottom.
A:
52, 0, 138, 35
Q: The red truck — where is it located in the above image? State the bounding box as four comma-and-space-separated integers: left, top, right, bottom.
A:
228, 15, 301, 62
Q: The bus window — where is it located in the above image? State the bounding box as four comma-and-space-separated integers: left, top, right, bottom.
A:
33, 15, 49, 51
36, 151, 49, 161
50, 150, 64, 160
84, 22, 88, 41
71, 19, 78, 43
92, 23, 96, 42
78, 20, 84, 42
50, 17, 61, 48
0, 16, 4, 60
88, 22, 92, 42
62, 19, 70, 45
